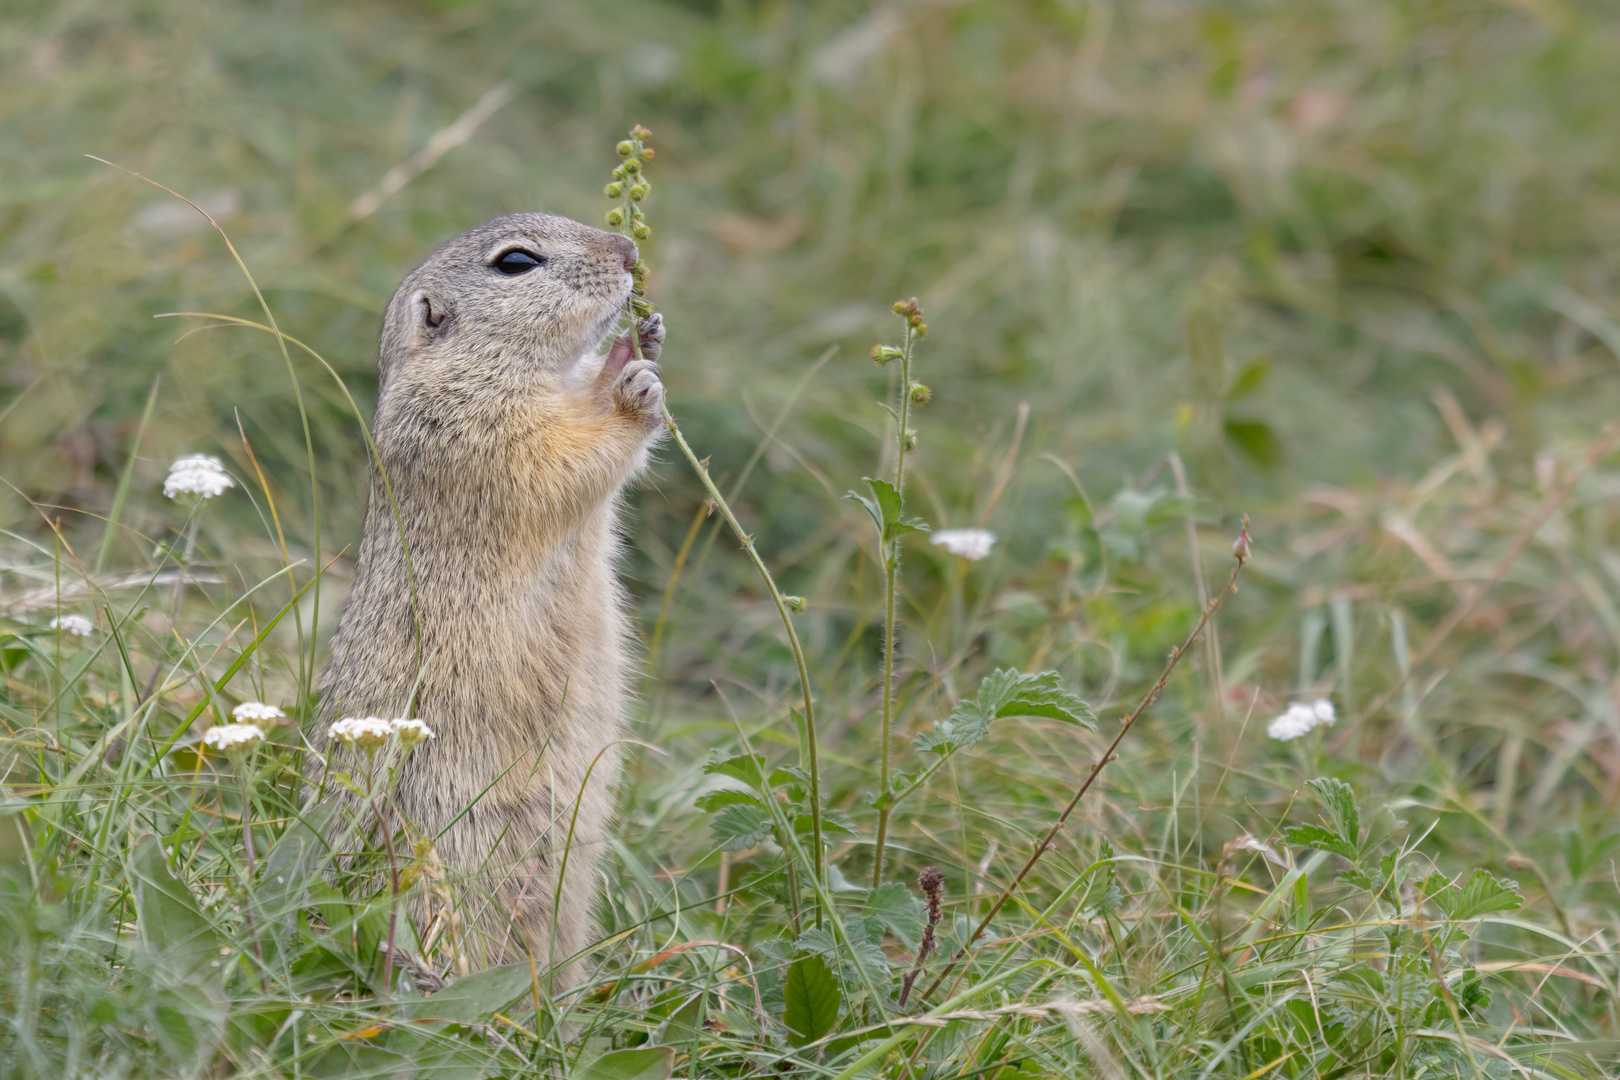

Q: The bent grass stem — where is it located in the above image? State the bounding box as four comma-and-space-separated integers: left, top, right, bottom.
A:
659, 406, 825, 905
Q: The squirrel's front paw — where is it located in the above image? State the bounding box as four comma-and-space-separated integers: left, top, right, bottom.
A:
634, 313, 665, 363
605, 312, 665, 373
613, 358, 664, 429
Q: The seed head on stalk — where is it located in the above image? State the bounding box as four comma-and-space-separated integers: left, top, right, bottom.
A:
602, 123, 830, 916
605, 124, 657, 331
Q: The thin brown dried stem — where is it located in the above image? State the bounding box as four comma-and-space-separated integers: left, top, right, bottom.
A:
916, 517, 1251, 1005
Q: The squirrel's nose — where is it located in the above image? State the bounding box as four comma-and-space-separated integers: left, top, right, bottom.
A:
610, 233, 638, 272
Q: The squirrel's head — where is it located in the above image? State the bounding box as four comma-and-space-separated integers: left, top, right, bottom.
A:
379, 212, 637, 387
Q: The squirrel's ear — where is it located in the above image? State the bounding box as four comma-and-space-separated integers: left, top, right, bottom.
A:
411, 290, 454, 339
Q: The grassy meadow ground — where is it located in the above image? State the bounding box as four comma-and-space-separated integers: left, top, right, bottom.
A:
4, 0, 1620, 1076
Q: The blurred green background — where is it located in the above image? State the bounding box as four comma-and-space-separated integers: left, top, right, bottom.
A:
6, 0, 1620, 831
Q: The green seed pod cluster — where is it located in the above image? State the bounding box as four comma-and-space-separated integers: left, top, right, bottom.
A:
870, 344, 903, 366
605, 126, 659, 322
908, 381, 932, 404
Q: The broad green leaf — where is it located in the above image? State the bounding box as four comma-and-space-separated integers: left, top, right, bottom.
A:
258, 803, 337, 952
578, 1046, 676, 1080
797, 919, 889, 984
847, 478, 930, 544
918, 670, 1094, 758
1283, 823, 1358, 862
132, 834, 220, 982
703, 752, 768, 788
782, 952, 841, 1047
710, 804, 772, 851
693, 789, 768, 814
406, 962, 535, 1023
1421, 870, 1524, 921
1224, 418, 1282, 468
1306, 777, 1361, 852
795, 809, 855, 837
865, 882, 926, 950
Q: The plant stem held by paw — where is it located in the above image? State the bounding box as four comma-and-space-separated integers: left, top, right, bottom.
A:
604, 125, 826, 909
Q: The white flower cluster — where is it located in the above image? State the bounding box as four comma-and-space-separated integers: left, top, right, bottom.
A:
203, 723, 265, 753
232, 701, 286, 723
329, 716, 436, 753
932, 527, 996, 561
1267, 698, 1336, 741
163, 454, 235, 500
49, 614, 95, 636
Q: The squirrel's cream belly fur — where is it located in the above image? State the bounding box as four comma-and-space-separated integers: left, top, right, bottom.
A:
314, 212, 664, 983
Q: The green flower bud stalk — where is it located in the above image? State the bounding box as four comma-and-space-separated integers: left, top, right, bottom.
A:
785, 595, 808, 613
871, 295, 930, 886
602, 122, 830, 907
605, 182, 623, 198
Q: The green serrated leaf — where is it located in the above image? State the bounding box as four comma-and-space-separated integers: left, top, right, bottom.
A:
578, 1047, 675, 1080
782, 952, 841, 1047
1283, 823, 1358, 862
864, 477, 904, 528
851, 478, 928, 543
865, 882, 926, 950
940, 670, 1095, 755
710, 804, 773, 851
1422, 870, 1524, 921
132, 834, 220, 983
984, 670, 1095, 728
768, 766, 811, 790
703, 752, 768, 789
694, 789, 768, 814
1306, 777, 1361, 852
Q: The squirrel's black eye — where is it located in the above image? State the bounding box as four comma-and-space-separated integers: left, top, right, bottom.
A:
494, 249, 544, 274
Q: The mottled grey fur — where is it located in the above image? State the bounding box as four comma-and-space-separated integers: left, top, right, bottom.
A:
314, 212, 664, 983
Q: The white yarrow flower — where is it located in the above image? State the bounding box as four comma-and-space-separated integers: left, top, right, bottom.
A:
232, 701, 286, 723
49, 614, 95, 636
932, 528, 997, 561
329, 716, 395, 752
390, 718, 436, 750
163, 454, 235, 500
1267, 698, 1336, 741
203, 723, 265, 753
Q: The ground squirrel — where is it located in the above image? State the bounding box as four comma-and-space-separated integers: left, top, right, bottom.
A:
315, 212, 664, 983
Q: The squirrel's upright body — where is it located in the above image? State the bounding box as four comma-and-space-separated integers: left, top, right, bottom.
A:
316, 212, 664, 980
